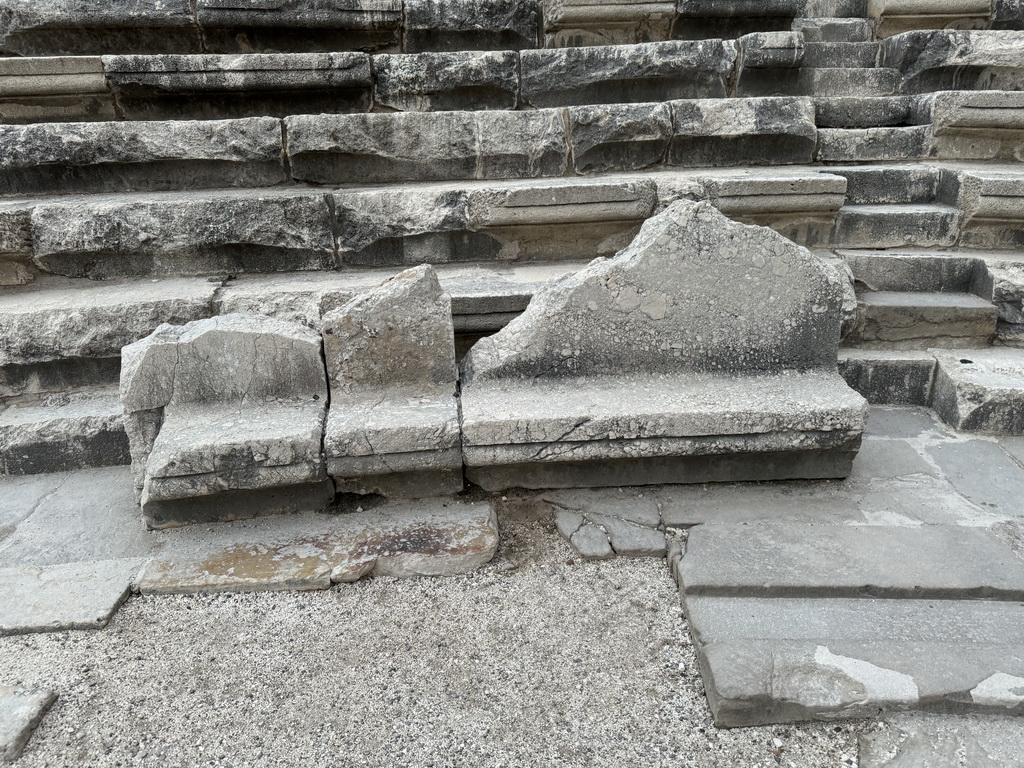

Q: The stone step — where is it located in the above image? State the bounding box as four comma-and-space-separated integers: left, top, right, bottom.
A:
932, 347, 1024, 434
678, 523, 1024, 600
813, 94, 922, 128
871, 3, 992, 39
882, 29, 1024, 93
838, 248, 979, 291
827, 164, 939, 204
846, 290, 997, 349
802, 40, 879, 67
795, 66, 900, 96
792, 17, 875, 42
838, 348, 939, 405
831, 202, 961, 248
815, 126, 931, 162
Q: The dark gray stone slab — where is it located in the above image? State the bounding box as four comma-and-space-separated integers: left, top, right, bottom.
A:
372, 51, 518, 112
402, 0, 539, 52
520, 41, 735, 108
0, 686, 56, 763
883, 30, 1024, 93
31, 189, 336, 278
815, 127, 930, 163
864, 406, 940, 438
832, 166, 939, 206
286, 111, 568, 184
813, 95, 918, 129
0, 118, 286, 195
103, 52, 372, 120
569, 102, 672, 174
0, 558, 145, 635
679, 524, 1024, 599
926, 436, 1024, 516
838, 349, 937, 406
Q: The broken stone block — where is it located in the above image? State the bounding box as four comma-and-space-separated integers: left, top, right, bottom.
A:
929, 91, 1024, 161
120, 314, 333, 528
543, 0, 675, 47
0, 686, 56, 762
869, 0, 991, 38
286, 110, 568, 184
668, 97, 818, 167
322, 265, 462, 497
402, 0, 539, 52
31, 189, 336, 278
838, 350, 938, 406
0, 118, 286, 196
194, 0, 402, 54
953, 169, 1024, 249
103, 53, 373, 120
459, 199, 867, 491
0, 55, 115, 124
931, 348, 1024, 435
883, 30, 1024, 91
549, 490, 666, 558
372, 51, 518, 112
520, 40, 736, 108
0, 0, 202, 56
568, 102, 672, 173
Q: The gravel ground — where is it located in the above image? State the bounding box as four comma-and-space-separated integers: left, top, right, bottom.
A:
2, 509, 875, 767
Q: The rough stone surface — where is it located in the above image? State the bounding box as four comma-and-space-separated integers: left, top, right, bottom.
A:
0, 559, 144, 635
120, 314, 330, 527
136, 501, 498, 593
569, 102, 672, 173
847, 291, 997, 349
520, 41, 736, 108
860, 713, 1024, 767
830, 204, 962, 249
31, 189, 336, 278
550, 492, 666, 558
884, 30, 1024, 93
838, 349, 937, 406
0, 686, 56, 764
286, 110, 568, 184
542, 0, 675, 47
931, 348, 1024, 434
103, 52, 373, 120
929, 90, 1024, 161
322, 265, 461, 496
372, 51, 518, 112
402, 0, 539, 52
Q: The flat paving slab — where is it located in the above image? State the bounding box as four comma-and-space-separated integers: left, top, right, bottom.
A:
0, 559, 144, 636
0, 686, 55, 764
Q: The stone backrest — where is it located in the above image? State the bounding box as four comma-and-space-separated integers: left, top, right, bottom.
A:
461, 198, 847, 383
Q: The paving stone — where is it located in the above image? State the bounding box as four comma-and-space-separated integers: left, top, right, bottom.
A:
372, 51, 518, 112
849, 438, 936, 480
931, 349, 1024, 435
926, 438, 1024, 517
0, 558, 145, 635
547, 489, 665, 557
0, 474, 56, 545
679, 524, 1024, 599
860, 713, 1024, 767
864, 406, 941, 439
0, 686, 56, 763
136, 501, 498, 594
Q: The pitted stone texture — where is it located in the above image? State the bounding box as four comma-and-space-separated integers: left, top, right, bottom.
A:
103, 53, 373, 120
931, 348, 1024, 434
286, 111, 568, 184
0, 276, 217, 367
860, 713, 1024, 768
322, 265, 461, 497
463, 200, 846, 382
136, 501, 498, 593
668, 97, 818, 167
0, 202, 33, 287
569, 103, 672, 173
884, 30, 1024, 93
0, 558, 144, 635
0, 0, 201, 56
542, 0, 674, 47
402, 0, 539, 52
520, 41, 736, 108
372, 51, 518, 112
120, 314, 329, 527
839, 349, 937, 406
0, 686, 56, 763
0, 118, 285, 195
31, 189, 335, 278
548, 489, 666, 558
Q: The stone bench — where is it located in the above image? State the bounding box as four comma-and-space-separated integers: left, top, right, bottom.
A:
459, 199, 868, 491
119, 314, 334, 529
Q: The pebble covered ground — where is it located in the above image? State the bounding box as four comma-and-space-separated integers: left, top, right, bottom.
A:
1, 508, 876, 767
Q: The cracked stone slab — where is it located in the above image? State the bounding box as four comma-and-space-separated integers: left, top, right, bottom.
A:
0, 558, 145, 636
0, 686, 56, 763
859, 712, 1024, 767
546, 488, 666, 557
678, 524, 1024, 599
136, 501, 498, 594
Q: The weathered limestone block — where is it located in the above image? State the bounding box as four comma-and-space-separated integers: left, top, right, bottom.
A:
954, 169, 1024, 249
569, 102, 672, 173
883, 30, 1024, 92
286, 110, 568, 184
103, 53, 372, 120
0, 118, 286, 196
120, 314, 332, 528
322, 265, 462, 497
459, 199, 867, 491
31, 189, 336, 278
543, 0, 675, 47
869, 0, 991, 39
194, 0, 401, 54
932, 348, 1024, 434
814, 95, 920, 129
838, 349, 937, 405
372, 51, 518, 112
0, 0, 202, 56
214, 272, 380, 328
929, 91, 1024, 161
520, 40, 736, 108
734, 31, 805, 96
668, 96, 817, 167
815, 126, 932, 163
0, 201, 34, 287
977, 258, 1024, 343
403, 0, 539, 52
0, 56, 115, 124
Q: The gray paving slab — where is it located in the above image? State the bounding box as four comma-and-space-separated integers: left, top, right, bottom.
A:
679, 524, 1024, 599
926, 439, 1024, 518
864, 406, 943, 439
0, 558, 145, 636
0, 686, 56, 763
849, 438, 937, 481
0, 474, 65, 545
860, 713, 1024, 767
0, 467, 159, 568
